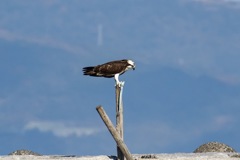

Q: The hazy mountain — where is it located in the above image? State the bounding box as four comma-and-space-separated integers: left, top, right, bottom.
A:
0, 0, 240, 155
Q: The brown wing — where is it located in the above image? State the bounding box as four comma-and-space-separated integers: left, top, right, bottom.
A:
83, 59, 128, 78
94, 61, 128, 77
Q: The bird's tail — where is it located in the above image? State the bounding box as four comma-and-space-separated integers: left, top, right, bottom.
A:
82, 66, 96, 76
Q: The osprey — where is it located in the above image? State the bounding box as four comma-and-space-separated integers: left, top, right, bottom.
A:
83, 59, 135, 85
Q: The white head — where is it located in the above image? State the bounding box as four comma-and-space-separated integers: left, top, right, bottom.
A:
127, 60, 136, 70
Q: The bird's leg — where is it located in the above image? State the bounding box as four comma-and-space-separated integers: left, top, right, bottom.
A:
114, 74, 125, 87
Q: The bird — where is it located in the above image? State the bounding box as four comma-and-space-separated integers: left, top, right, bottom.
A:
83, 59, 135, 86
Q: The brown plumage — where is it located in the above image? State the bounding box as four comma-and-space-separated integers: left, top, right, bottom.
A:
83, 59, 135, 84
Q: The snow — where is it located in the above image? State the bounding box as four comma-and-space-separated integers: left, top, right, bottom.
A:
0, 153, 239, 160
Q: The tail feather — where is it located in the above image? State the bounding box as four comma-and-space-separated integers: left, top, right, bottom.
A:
82, 66, 97, 76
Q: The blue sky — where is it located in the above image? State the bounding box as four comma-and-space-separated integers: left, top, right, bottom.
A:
1, 0, 240, 156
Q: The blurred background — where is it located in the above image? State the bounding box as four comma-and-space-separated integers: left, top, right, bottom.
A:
0, 0, 240, 156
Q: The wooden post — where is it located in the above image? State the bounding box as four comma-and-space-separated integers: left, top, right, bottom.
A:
116, 83, 124, 160
96, 106, 133, 160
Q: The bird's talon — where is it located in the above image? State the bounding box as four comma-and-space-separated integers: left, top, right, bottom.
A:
116, 81, 125, 87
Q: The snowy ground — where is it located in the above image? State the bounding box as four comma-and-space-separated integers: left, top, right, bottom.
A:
0, 153, 240, 160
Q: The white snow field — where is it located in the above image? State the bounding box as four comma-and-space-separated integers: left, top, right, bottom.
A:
0, 153, 239, 160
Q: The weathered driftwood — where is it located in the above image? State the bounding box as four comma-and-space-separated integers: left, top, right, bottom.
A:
115, 83, 124, 160
96, 106, 133, 160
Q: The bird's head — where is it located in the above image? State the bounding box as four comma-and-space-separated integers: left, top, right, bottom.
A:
127, 60, 136, 70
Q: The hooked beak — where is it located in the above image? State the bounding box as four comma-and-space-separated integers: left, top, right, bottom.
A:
132, 64, 136, 70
